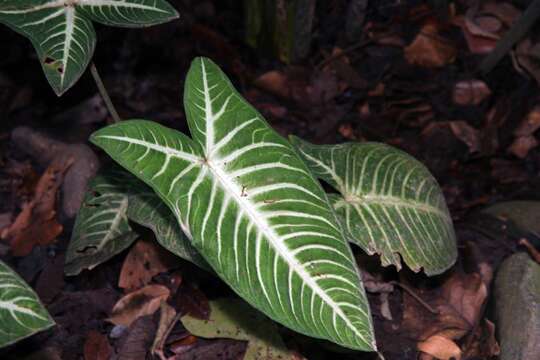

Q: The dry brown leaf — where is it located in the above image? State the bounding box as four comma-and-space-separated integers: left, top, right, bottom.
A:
108, 284, 170, 327
253, 70, 291, 99
449, 121, 481, 154
404, 22, 456, 68
84, 330, 112, 360
1, 158, 72, 256
418, 335, 462, 360
515, 106, 540, 136
453, 80, 491, 105
118, 238, 178, 292
151, 302, 178, 360
508, 135, 538, 158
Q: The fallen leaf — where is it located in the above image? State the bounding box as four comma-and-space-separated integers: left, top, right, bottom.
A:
119, 238, 178, 292
404, 22, 456, 68
35, 254, 65, 304
449, 121, 481, 153
170, 338, 247, 360
508, 135, 538, 158
109, 285, 170, 327
173, 281, 210, 320
514, 106, 540, 137
418, 334, 461, 360
84, 330, 112, 360
513, 38, 540, 85
453, 80, 491, 105
151, 302, 179, 360
181, 298, 295, 360
1, 159, 71, 256
117, 315, 156, 360
254, 70, 291, 99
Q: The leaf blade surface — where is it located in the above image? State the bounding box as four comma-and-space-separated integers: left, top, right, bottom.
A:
0, 260, 55, 348
291, 138, 457, 275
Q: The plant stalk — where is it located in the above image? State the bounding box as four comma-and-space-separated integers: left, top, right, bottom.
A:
90, 62, 121, 123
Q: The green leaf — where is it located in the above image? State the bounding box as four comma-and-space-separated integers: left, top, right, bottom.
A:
66, 170, 209, 275
290, 138, 457, 276
90, 57, 376, 351
181, 298, 295, 360
65, 172, 138, 276
0, 260, 55, 348
125, 176, 211, 271
0, 0, 178, 96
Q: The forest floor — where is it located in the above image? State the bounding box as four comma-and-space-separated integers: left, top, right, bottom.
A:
0, 1, 539, 359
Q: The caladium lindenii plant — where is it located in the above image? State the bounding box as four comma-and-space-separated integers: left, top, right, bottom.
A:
80, 57, 458, 351
0, 0, 178, 96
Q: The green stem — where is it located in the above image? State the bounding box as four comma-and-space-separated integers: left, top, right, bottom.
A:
90, 62, 121, 123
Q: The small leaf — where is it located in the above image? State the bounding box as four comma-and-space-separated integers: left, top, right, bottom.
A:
66, 170, 208, 275
0, 0, 178, 96
91, 57, 376, 351
291, 137, 457, 275
65, 173, 137, 276
181, 298, 295, 360
0, 260, 55, 348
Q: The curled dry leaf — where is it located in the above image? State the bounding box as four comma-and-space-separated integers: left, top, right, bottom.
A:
404, 22, 456, 68
508, 136, 538, 158
108, 284, 170, 327
508, 106, 540, 158
453, 80, 491, 105
118, 238, 178, 292
418, 334, 461, 360
1, 158, 71, 256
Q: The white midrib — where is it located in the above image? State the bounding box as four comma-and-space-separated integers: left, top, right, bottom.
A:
205, 158, 367, 343
60, 6, 75, 87
0, 300, 48, 321
0, 0, 170, 14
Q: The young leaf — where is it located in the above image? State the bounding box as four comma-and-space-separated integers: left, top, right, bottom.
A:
290, 138, 457, 276
0, 260, 55, 348
0, 0, 178, 96
90, 57, 377, 351
65, 173, 137, 276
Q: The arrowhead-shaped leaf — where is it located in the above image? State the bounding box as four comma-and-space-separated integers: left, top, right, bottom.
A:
0, 260, 55, 348
90, 57, 376, 351
291, 138, 457, 276
0, 0, 178, 96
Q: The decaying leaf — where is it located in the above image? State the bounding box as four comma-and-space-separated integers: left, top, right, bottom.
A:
151, 302, 179, 360
109, 284, 170, 327
418, 334, 461, 360
1, 158, 71, 256
404, 22, 456, 68
452, 80, 491, 105
119, 238, 178, 292
181, 298, 295, 360
83, 330, 112, 360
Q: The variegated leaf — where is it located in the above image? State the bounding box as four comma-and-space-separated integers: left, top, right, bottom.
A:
66, 170, 208, 275
0, 0, 178, 95
290, 138, 457, 276
0, 260, 55, 348
125, 176, 211, 271
90, 57, 376, 351
65, 173, 137, 275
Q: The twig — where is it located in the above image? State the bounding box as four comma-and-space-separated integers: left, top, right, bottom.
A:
90, 62, 121, 123
389, 280, 439, 315
480, 0, 540, 74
